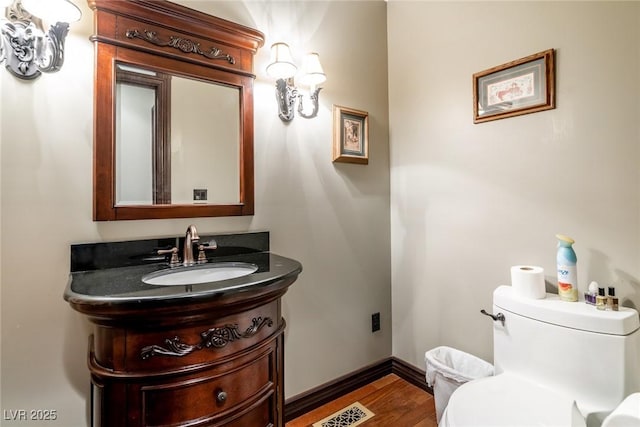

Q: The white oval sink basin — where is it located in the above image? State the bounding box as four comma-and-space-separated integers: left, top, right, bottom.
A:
142, 263, 258, 286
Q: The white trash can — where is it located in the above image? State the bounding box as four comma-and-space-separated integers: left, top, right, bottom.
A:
425, 346, 494, 423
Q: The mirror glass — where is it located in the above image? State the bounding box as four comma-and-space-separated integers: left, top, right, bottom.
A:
115, 64, 240, 206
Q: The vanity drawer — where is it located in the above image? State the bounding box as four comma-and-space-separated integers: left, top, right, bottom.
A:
122, 301, 279, 373
222, 397, 273, 427
142, 346, 274, 426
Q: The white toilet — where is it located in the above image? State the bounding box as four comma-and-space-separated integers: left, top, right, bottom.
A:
440, 285, 640, 427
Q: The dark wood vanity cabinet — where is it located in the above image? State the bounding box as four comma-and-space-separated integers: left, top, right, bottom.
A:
78, 281, 295, 427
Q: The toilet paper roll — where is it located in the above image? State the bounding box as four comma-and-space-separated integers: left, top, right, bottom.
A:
510, 266, 546, 299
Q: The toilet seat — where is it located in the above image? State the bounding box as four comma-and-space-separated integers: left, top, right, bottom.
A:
440, 373, 586, 427
601, 393, 640, 427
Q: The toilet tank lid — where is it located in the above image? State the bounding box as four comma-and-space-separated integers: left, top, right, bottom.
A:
494, 286, 640, 335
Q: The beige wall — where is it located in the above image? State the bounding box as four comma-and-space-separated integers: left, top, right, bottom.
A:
0, 1, 390, 425
388, 1, 640, 366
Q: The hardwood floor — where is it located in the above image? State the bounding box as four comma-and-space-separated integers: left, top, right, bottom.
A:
286, 374, 438, 427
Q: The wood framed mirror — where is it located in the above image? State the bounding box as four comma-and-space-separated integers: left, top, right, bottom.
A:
89, 0, 264, 220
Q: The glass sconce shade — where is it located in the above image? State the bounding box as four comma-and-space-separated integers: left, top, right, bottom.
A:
299, 53, 326, 87
21, 0, 82, 23
266, 42, 297, 79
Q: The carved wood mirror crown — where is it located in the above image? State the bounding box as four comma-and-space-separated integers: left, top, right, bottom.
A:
89, 0, 264, 220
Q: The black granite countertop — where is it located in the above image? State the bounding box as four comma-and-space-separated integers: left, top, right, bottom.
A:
64, 232, 302, 306
65, 251, 302, 305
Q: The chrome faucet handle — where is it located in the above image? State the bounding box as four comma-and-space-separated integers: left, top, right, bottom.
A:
157, 247, 180, 267
196, 240, 218, 264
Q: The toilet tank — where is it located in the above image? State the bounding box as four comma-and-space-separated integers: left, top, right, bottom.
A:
492, 285, 640, 415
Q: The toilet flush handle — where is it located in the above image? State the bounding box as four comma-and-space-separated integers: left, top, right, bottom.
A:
480, 309, 505, 325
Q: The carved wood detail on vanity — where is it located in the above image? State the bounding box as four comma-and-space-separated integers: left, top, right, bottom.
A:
140, 316, 274, 359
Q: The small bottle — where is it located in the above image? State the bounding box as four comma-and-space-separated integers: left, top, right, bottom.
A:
596, 288, 607, 310
556, 234, 578, 302
585, 281, 598, 305
607, 287, 619, 311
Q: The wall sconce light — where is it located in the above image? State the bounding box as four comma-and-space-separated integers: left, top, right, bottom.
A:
266, 42, 326, 122
0, 0, 81, 80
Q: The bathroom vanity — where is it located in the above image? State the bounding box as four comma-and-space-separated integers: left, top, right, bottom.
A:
75, 1, 297, 423
75, 0, 295, 423
65, 233, 302, 427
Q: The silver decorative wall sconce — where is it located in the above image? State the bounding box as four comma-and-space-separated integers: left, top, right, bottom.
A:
266, 42, 326, 122
0, 0, 81, 80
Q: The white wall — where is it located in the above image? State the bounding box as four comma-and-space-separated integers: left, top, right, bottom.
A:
0, 1, 390, 425
388, 1, 640, 367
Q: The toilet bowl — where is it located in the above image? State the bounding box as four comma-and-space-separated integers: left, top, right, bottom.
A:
440, 286, 640, 427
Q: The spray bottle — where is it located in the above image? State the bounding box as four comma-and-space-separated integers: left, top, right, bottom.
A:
556, 234, 578, 302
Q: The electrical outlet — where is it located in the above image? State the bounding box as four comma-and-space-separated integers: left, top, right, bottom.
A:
193, 189, 208, 202
371, 312, 381, 332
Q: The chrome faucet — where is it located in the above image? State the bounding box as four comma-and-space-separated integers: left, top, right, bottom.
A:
183, 224, 200, 266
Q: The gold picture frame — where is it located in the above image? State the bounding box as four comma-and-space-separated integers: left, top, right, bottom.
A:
333, 105, 369, 164
473, 49, 555, 123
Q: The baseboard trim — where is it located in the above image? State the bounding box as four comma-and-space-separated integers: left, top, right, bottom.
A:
390, 357, 432, 394
284, 357, 432, 422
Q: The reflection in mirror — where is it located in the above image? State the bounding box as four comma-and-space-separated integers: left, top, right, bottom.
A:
115, 64, 240, 206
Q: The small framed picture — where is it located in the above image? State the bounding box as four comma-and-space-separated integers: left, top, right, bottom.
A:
473, 49, 555, 123
333, 105, 369, 164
